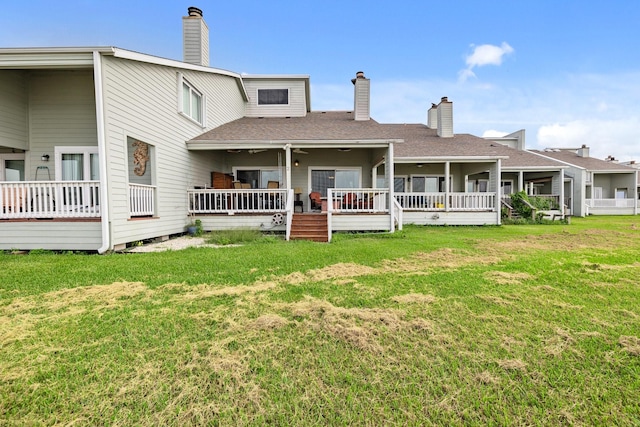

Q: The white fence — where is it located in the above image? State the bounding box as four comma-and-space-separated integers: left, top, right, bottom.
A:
585, 198, 636, 208
187, 188, 288, 214
1, 181, 100, 219
129, 183, 155, 217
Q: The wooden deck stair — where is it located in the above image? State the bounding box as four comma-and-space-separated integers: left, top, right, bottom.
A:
290, 213, 328, 242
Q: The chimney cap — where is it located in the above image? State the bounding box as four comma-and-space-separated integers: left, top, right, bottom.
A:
351, 71, 366, 84
187, 6, 203, 17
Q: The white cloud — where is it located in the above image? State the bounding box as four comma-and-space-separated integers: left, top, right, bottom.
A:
459, 42, 514, 82
311, 71, 640, 162
537, 118, 640, 161
466, 42, 514, 68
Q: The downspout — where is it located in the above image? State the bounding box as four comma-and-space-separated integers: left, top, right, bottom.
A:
388, 142, 395, 232
93, 51, 111, 253
496, 159, 502, 225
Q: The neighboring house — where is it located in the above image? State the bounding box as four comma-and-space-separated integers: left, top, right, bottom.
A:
0, 8, 630, 252
619, 159, 640, 202
531, 146, 638, 216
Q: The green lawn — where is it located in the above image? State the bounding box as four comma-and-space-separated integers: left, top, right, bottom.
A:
1, 216, 639, 425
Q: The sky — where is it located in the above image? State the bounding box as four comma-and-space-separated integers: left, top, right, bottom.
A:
2, 1, 640, 161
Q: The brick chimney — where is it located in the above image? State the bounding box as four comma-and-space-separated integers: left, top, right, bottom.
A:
183, 7, 209, 67
577, 144, 590, 158
437, 96, 453, 138
427, 103, 438, 129
351, 71, 370, 121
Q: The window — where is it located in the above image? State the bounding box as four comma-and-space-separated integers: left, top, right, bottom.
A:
258, 89, 289, 105
501, 180, 513, 196
179, 74, 204, 125
0, 153, 25, 181
615, 188, 628, 199
235, 168, 281, 188
411, 176, 445, 192
55, 147, 99, 181
394, 177, 406, 192
54, 146, 100, 209
311, 168, 360, 197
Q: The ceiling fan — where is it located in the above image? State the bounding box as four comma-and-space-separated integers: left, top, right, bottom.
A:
248, 149, 267, 154
292, 148, 309, 154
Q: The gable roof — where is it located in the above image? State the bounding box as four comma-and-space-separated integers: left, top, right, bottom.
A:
531, 149, 636, 172
386, 124, 563, 167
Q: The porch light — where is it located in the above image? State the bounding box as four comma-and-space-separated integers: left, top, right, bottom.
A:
416, 163, 423, 168
41, 154, 50, 162
294, 159, 300, 167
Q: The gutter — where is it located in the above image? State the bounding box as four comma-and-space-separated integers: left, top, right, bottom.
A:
93, 51, 111, 254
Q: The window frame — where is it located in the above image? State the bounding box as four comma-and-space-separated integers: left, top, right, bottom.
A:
410, 174, 446, 192
257, 88, 289, 106
232, 167, 283, 189
54, 146, 99, 181
309, 167, 362, 197
0, 153, 25, 181
177, 73, 206, 126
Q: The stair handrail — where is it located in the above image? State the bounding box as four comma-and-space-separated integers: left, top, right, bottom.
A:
500, 198, 514, 218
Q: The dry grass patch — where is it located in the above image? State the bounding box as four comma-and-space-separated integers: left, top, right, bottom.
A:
497, 359, 527, 371
380, 248, 500, 275
249, 314, 289, 330
167, 281, 278, 301
391, 293, 438, 304
485, 271, 534, 285
545, 328, 576, 357
475, 370, 500, 385
618, 335, 640, 355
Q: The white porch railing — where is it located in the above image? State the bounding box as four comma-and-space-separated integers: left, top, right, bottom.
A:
129, 183, 155, 217
395, 192, 445, 210
449, 192, 496, 211
585, 198, 636, 208
1, 181, 100, 219
327, 189, 389, 213
187, 188, 288, 214
395, 192, 496, 211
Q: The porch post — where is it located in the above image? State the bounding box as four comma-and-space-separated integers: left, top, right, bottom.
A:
388, 142, 395, 232
284, 144, 292, 190
496, 159, 502, 225
444, 161, 450, 212
518, 170, 524, 192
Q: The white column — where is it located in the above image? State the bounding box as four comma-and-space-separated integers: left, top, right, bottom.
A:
444, 161, 450, 212
285, 145, 292, 191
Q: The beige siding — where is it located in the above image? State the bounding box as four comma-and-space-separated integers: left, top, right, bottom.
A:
199, 214, 285, 231
244, 79, 307, 117
0, 70, 28, 150
331, 214, 391, 231
0, 221, 101, 250
27, 70, 97, 179
403, 211, 499, 225
100, 56, 246, 247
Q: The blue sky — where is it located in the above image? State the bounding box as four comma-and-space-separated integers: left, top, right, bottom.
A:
2, 1, 640, 161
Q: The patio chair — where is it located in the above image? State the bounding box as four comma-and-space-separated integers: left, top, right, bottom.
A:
343, 192, 357, 209
309, 191, 322, 211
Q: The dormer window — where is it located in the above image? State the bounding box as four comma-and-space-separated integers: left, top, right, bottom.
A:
258, 89, 288, 105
